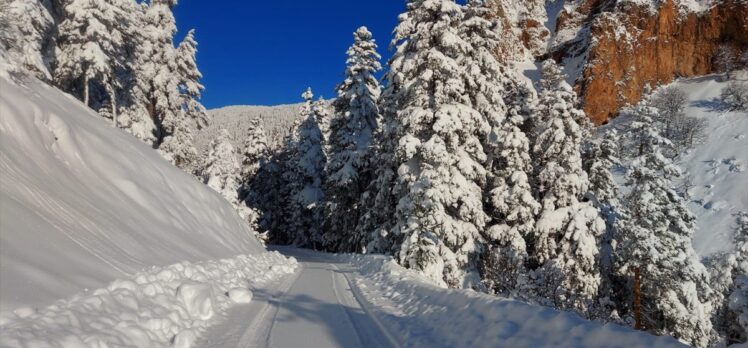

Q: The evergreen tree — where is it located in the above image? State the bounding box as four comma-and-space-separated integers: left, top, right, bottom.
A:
0, 0, 54, 80
201, 129, 241, 205
159, 114, 198, 170
585, 129, 630, 320
457, 0, 540, 295
55, 0, 126, 118
175, 29, 209, 129
285, 88, 327, 248
136, 0, 181, 145
375, 0, 490, 288
240, 118, 270, 180
530, 60, 604, 315
324, 26, 382, 252
708, 211, 748, 345
615, 96, 714, 347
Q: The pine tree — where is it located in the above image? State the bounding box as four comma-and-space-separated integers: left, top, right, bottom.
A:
708, 211, 748, 345
374, 0, 490, 288
175, 29, 209, 130
456, 0, 540, 295
137, 0, 181, 145
615, 96, 714, 347
111, 0, 157, 144
240, 118, 270, 180
324, 26, 382, 252
584, 129, 630, 320
201, 129, 241, 207
285, 88, 327, 248
0, 0, 54, 80
530, 60, 604, 315
55, 0, 127, 118
159, 114, 198, 170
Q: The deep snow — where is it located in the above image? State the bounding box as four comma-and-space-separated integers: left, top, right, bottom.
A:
0, 74, 263, 311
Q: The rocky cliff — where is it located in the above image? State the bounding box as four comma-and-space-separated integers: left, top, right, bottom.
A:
500, 0, 748, 124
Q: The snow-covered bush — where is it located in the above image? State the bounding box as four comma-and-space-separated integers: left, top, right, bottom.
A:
721, 81, 748, 111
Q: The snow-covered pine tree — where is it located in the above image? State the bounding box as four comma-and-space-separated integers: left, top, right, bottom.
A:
530, 59, 604, 315
284, 88, 327, 248
375, 0, 490, 288
201, 129, 241, 204
615, 96, 714, 347
107, 0, 156, 144
238, 117, 269, 203
455, 0, 539, 295
175, 29, 209, 130
727, 276, 748, 344
707, 211, 748, 345
312, 97, 333, 153
159, 114, 198, 170
584, 129, 630, 320
324, 26, 382, 252
55, 0, 127, 118
137, 0, 181, 145
0, 0, 54, 80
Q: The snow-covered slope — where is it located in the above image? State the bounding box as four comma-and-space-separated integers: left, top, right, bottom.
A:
0, 75, 263, 311
196, 104, 301, 153
674, 75, 748, 257
606, 74, 748, 257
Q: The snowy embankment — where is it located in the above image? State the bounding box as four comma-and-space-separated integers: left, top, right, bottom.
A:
0, 74, 298, 346
0, 252, 296, 347
347, 255, 686, 348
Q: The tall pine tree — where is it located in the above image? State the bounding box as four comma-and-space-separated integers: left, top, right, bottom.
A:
530, 60, 604, 315
374, 0, 490, 288
615, 95, 714, 347
324, 26, 382, 252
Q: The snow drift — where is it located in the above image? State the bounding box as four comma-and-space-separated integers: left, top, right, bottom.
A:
0, 75, 263, 311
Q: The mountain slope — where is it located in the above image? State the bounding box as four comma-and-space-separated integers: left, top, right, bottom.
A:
0, 75, 263, 311
196, 104, 302, 153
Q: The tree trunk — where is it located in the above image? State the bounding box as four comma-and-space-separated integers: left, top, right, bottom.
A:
83, 74, 90, 107
109, 85, 117, 128
633, 267, 643, 330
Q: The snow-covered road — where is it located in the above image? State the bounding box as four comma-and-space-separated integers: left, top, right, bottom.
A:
196, 247, 396, 348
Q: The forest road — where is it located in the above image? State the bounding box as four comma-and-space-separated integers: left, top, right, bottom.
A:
195, 247, 398, 348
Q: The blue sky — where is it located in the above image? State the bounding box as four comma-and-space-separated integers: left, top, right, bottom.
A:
173, 2, 405, 109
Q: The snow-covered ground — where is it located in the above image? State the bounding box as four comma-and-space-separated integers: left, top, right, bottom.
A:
0, 252, 296, 347
0, 74, 265, 311
197, 248, 686, 348
673, 75, 748, 257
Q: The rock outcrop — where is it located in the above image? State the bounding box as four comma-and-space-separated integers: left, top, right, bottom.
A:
498, 0, 748, 124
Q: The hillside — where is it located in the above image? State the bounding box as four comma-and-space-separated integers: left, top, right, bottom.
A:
606, 74, 748, 257
0, 75, 264, 311
196, 104, 302, 153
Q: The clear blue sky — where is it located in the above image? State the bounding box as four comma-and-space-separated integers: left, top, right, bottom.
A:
173, 2, 405, 109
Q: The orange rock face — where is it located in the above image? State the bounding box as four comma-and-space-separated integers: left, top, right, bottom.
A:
497, 0, 748, 125
577, 0, 748, 124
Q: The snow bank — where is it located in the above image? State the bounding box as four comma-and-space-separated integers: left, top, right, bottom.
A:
0, 251, 297, 347
0, 75, 264, 311
349, 255, 686, 348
